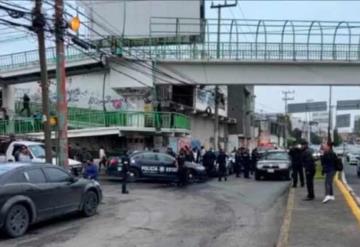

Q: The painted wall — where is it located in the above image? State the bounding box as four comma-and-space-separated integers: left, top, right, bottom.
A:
12, 62, 154, 112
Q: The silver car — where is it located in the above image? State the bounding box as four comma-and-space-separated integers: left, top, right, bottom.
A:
255, 150, 291, 181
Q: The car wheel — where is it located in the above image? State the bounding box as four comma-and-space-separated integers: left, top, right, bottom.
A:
82, 191, 99, 217
4, 204, 30, 238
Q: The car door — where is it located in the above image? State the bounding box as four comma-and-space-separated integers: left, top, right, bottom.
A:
22, 167, 58, 221
138, 153, 161, 178
42, 167, 83, 215
158, 153, 178, 180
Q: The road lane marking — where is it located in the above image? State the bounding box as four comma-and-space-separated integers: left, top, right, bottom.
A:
276, 187, 295, 247
335, 173, 360, 227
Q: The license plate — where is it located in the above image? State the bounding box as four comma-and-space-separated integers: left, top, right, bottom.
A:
267, 169, 275, 173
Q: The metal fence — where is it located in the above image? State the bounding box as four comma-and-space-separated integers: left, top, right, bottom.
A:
0, 110, 190, 136
2, 18, 360, 72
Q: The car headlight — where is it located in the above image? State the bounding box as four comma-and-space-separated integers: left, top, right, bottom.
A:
278, 163, 289, 169
93, 180, 100, 186
197, 166, 205, 171
257, 164, 264, 169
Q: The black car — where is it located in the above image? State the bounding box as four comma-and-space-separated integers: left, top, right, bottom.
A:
0, 163, 102, 238
107, 152, 207, 182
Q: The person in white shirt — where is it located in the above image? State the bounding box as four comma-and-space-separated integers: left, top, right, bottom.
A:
17, 146, 32, 162
98, 146, 107, 172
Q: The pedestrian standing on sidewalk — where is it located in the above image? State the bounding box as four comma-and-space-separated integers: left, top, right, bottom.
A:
234, 148, 241, 178
301, 140, 316, 201
289, 144, 305, 188
217, 148, 228, 182
121, 151, 130, 194
98, 146, 107, 172
321, 143, 338, 203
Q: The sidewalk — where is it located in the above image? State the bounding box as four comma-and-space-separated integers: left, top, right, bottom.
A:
287, 180, 360, 247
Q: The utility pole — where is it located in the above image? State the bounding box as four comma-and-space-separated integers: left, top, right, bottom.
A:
55, 0, 68, 168
328, 86, 332, 144
211, 0, 238, 151
282, 90, 294, 147
33, 0, 52, 163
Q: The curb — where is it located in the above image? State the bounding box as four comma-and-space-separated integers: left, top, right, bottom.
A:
276, 186, 295, 247
339, 171, 360, 206
335, 172, 360, 226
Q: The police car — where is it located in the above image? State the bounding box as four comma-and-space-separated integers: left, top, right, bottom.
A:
107, 152, 207, 182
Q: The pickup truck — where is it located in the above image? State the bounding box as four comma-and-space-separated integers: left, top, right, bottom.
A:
0, 140, 83, 175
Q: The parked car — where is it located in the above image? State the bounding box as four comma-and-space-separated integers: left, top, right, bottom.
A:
107, 152, 207, 182
345, 152, 360, 166
0, 141, 82, 175
0, 163, 102, 238
255, 150, 291, 180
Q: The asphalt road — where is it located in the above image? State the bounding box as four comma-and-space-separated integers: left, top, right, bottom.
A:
344, 163, 360, 197
0, 177, 289, 247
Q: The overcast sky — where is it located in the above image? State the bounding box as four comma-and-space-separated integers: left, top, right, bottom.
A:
206, 1, 360, 114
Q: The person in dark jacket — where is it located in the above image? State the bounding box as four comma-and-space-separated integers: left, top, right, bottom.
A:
289, 144, 305, 188
185, 146, 194, 162
234, 148, 242, 177
20, 93, 31, 117
241, 148, 251, 179
321, 143, 337, 203
250, 148, 259, 175
301, 141, 316, 200
217, 149, 228, 182
203, 148, 216, 176
177, 149, 187, 187
121, 151, 130, 194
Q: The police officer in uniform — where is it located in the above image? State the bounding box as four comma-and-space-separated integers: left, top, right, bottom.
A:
289, 144, 304, 188
217, 148, 228, 182
177, 149, 187, 187
241, 148, 251, 178
234, 148, 242, 177
121, 151, 130, 194
301, 141, 316, 200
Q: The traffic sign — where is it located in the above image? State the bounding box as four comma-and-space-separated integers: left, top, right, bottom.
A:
287, 102, 327, 113
337, 100, 360, 111
336, 114, 351, 128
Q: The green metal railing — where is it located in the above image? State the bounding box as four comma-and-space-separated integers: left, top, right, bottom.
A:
0, 110, 190, 136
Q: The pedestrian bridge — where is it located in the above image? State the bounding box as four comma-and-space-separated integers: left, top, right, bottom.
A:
2, 18, 360, 85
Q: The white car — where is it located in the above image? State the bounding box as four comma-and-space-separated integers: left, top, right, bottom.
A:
345, 152, 360, 166
255, 150, 291, 181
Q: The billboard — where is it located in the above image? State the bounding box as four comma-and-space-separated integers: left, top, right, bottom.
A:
336, 114, 351, 128
79, 0, 205, 43
288, 102, 327, 113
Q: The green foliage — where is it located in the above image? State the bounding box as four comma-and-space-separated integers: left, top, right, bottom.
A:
333, 129, 342, 146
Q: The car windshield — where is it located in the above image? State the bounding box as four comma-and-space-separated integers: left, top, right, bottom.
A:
262, 152, 289, 161
28, 144, 56, 158
28, 144, 46, 158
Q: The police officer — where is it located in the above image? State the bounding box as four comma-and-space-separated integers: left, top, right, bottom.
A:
301, 141, 316, 200
241, 148, 251, 179
177, 149, 187, 187
234, 148, 242, 177
217, 148, 228, 182
289, 144, 304, 188
251, 148, 259, 175
121, 151, 130, 194
203, 148, 216, 176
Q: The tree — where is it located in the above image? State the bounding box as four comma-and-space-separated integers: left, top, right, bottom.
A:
333, 128, 342, 146
310, 132, 322, 145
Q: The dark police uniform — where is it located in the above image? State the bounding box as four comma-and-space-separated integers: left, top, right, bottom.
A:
289, 147, 304, 188
177, 153, 187, 187
241, 150, 251, 179
203, 150, 216, 176
121, 154, 130, 194
234, 151, 242, 177
301, 147, 315, 199
217, 151, 227, 182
